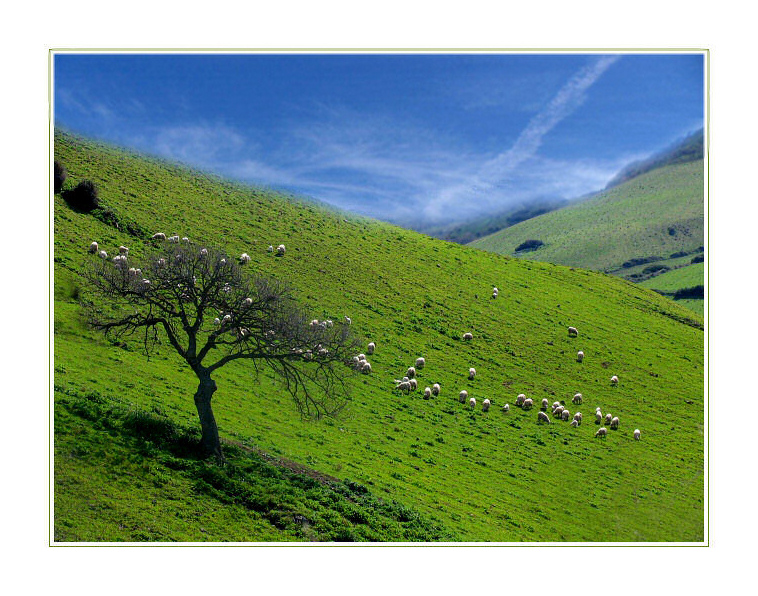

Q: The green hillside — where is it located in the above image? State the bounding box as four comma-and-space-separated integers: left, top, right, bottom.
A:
469, 160, 704, 274
53, 131, 704, 542
640, 263, 705, 316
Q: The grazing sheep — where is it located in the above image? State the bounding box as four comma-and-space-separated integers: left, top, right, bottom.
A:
634, 429, 641, 441
537, 411, 550, 424
572, 393, 583, 405
561, 409, 570, 421
243, 297, 253, 307
157, 258, 166, 267
118, 246, 129, 255
610, 375, 619, 386
553, 404, 564, 416
595, 412, 603, 424
361, 361, 372, 374
168, 235, 179, 243
492, 291, 498, 299
522, 398, 534, 410
407, 366, 416, 379
415, 357, 425, 369
409, 379, 418, 390
502, 404, 510, 413
570, 419, 579, 427
595, 427, 607, 438
424, 387, 432, 399
88, 241, 99, 253
541, 398, 549, 410
239, 253, 251, 264
462, 332, 473, 341
213, 317, 221, 325
222, 314, 232, 324
553, 401, 561, 409
200, 248, 208, 257
459, 390, 468, 404
367, 342, 375, 355
113, 254, 127, 267
267, 245, 274, 253
468, 368, 476, 380
344, 316, 352, 325
516, 394, 526, 407
182, 237, 189, 243
577, 351, 584, 363
98, 250, 108, 259
152, 232, 166, 240
325, 320, 334, 328
128, 267, 137, 277
605, 413, 612, 425
573, 412, 582, 425
610, 416, 619, 430
482, 398, 491, 412
432, 383, 440, 396
568, 326, 578, 337
468, 397, 476, 409
276, 244, 286, 256
357, 354, 366, 361
310, 319, 320, 328
396, 381, 411, 393
220, 258, 227, 265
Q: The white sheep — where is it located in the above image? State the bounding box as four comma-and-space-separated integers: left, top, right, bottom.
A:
344, 316, 352, 325
88, 241, 99, 253
213, 317, 221, 325
407, 366, 416, 379
113, 254, 127, 267
577, 351, 584, 363
570, 419, 579, 427
396, 381, 411, 392
98, 250, 108, 259
561, 409, 570, 422
325, 320, 334, 328
492, 292, 498, 299
553, 401, 561, 409
553, 405, 565, 417
200, 248, 208, 257
118, 246, 129, 255
572, 393, 583, 404
152, 232, 166, 241
459, 390, 468, 404
610, 416, 620, 430
243, 297, 253, 307
595, 411, 603, 424
276, 244, 286, 256
568, 326, 578, 337
168, 235, 179, 243
573, 412, 582, 425
367, 342, 375, 355
516, 394, 526, 407
361, 361, 372, 374
220, 258, 227, 265
182, 237, 189, 243
634, 429, 641, 441
222, 314, 232, 324
502, 403, 510, 413
482, 398, 491, 412
432, 383, 440, 396
541, 398, 549, 410
537, 411, 550, 424
595, 427, 607, 438
424, 387, 432, 399
605, 413, 613, 425
409, 379, 418, 390
157, 258, 166, 267
468, 397, 476, 409
239, 253, 251, 264
415, 357, 425, 369
462, 332, 473, 341
611, 375, 619, 385
523, 398, 534, 410
267, 245, 274, 253
128, 267, 137, 277
468, 368, 476, 380
357, 354, 366, 361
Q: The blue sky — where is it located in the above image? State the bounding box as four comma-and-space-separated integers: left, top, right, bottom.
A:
54, 53, 704, 226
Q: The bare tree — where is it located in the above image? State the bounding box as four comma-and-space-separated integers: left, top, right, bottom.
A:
84, 240, 361, 462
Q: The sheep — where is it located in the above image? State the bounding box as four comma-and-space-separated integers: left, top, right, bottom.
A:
605, 413, 613, 425
432, 383, 440, 396
541, 398, 549, 410
220, 258, 227, 265
275, 244, 286, 256
468, 368, 476, 380
573, 412, 582, 425
182, 237, 189, 243
157, 258, 166, 267
522, 398, 534, 410
407, 366, 416, 379
357, 354, 366, 361
459, 390, 468, 404
267, 245, 274, 253
213, 317, 221, 325
243, 297, 253, 307
515, 394, 526, 407
424, 387, 432, 399
595, 427, 607, 438
152, 232, 166, 241
572, 393, 583, 405
561, 409, 570, 422
482, 398, 491, 412
325, 320, 334, 328
239, 253, 251, 264
610, 416, 620, 430
222, 314, 232, 324
553, 401, 561, 409
344, 316, 352, 325
462, 332, 473, 341
610, 375, 619, 386
367, 342, 375, 355
310, 319, 320, 328
570, 419, 579, 427
361, 361, 372, 374
113, 254, 127, 267
634, 429, 641, 441
88, 241, 99, 253
502, 403, 510, 413
595, 411, 603, 424
98, 250, 108, 259
200, 248, 208, 257
168, 235, 180, 243
128, 267, 138, 277
409, 379, 418, 390
118, 246, 129, 255
396, 381, 411, 393
468, 397, 476, 409
415, 357, 425, 369
537, 411, 550, 424
576, 351, 584, 363
568, 326, 578, 337
492, 291, 498, 299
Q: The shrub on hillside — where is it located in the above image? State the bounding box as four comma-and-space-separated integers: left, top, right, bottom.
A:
642, 264, 670, 275
62, 179, 100, 212
691, 254, 704, 264
674, 285, 704, 300
54, 160, 67, 194
622, 256, 663, 269
515, 239, 544, 252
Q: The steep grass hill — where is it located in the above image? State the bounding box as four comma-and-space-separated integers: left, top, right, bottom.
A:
53, 131, 704, 542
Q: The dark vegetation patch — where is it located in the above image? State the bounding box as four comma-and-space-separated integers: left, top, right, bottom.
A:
690, 254, 704, 264
674, 285, 704, 300
642, 264, 670, 275
622, 256, 663, 269
62, 179, 100, 213
54, 160, 67, 194
515, 239, 544, 252
55, 386, 458, 542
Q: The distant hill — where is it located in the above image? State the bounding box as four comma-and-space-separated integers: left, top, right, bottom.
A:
605, 129, 704, 190
415, 198, 568, 244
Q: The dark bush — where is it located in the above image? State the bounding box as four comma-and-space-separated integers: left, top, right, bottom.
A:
621, 256, 663, 269
670, 251, 689, 258
691, 254, 704, 264
674, 285, 704, 300
62, 179, 100, 212
515, 239, 544, 252
54, 160, 67, 194
642, 264, 670, 275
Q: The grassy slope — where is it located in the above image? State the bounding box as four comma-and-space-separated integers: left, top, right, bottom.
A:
639, 263, 705, 316
54, 132, 704, 542
469, 161, 704, 274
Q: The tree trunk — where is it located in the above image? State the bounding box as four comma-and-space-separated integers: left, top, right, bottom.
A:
193, 372, 223, 463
